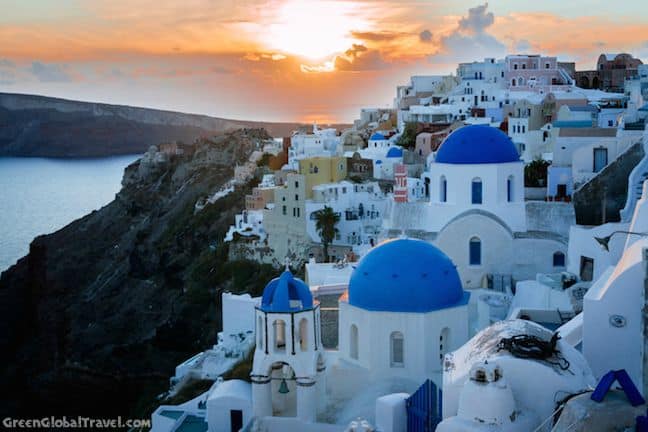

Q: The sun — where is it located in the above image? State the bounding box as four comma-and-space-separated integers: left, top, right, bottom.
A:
266, 0, 368, 60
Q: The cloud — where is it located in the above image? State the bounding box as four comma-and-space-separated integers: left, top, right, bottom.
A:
30, 61, 73, 82
431, 3, 506, 63
0, 70, 15, 85
459, 3, 494, 33
0, 59, 15, 68
515, 39, 532, 52
351, 31, 408, 42
334, 46, 388, 72
419, 30, 433, 43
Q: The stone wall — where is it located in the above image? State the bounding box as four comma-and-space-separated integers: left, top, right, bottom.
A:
573, 141, 644, 225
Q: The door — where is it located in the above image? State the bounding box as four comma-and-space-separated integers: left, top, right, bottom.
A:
580, 256, 594, 282
230, 409, 243, 432
557, 184, 567, 198
593, 148, 608, 173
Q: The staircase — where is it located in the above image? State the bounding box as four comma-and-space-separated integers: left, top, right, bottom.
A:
620, 127, 648, 222
558, 67, 575, 86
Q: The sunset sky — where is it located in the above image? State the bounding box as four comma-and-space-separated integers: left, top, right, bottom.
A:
1, 0, 647, 123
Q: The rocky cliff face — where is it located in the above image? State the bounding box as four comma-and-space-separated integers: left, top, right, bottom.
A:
0, 92, 350, 157
0, 129, 278, 419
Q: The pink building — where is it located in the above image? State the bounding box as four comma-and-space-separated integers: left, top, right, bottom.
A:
505, 55, 572, 92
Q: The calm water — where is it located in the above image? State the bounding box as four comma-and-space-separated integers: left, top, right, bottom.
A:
0, 155, 140, 272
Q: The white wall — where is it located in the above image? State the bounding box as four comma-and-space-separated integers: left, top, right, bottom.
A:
583, 240, 647, 385
222, 293, 258, 338
338, 302, 469, 386
424, 161, 527, 233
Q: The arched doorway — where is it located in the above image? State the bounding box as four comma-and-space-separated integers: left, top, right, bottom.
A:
592, 76, 600, 89
270, 362, 297, 417
579, 76, 590, 89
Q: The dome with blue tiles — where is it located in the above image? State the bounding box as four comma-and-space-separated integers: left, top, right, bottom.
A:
386, 147, 403, 158
436, 125, 520, 164
348, 238, 469, 313
370, 132, 386, 140
260, 270, 313, 312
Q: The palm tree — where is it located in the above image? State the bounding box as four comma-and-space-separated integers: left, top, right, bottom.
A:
313, 206, 340, 263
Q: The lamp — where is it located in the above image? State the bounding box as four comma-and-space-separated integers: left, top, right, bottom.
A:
594, 231, 648, 251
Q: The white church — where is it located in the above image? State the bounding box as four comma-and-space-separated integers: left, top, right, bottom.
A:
151, 126, 648, 432
383, 124, 574, 288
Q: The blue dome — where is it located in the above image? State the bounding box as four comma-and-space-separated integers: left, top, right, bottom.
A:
370, 132, 386, 140
436, 125, 520, 164
348, 239, 469, 313
386, 147, 403, 158
261, 271, 313, 312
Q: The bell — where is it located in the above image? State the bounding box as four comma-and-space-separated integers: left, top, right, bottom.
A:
278, 378, 289, 394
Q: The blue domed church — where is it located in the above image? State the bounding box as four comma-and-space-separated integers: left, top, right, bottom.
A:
337, 238, 470, 384
384, 125, 571, 288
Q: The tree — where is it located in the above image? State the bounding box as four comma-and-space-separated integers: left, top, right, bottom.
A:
396, 122, 418, 149
524, 158, 551, 187
313, 206, 340, 263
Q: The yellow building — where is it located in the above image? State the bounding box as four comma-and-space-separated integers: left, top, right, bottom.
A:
298, 156, 347, 199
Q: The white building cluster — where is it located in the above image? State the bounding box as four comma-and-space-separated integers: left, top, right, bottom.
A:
155, 52, 648, 431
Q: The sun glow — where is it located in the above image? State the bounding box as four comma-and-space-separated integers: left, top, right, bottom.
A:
266, 0, 368, 60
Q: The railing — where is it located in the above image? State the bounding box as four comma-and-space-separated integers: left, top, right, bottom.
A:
620, 128, 648, 222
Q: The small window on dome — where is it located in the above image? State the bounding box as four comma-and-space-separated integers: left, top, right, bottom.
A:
553, 251, 565, 267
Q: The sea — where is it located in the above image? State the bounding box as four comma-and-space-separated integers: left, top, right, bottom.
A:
0, 155, 140, 272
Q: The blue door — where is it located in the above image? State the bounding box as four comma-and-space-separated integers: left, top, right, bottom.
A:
593, 148, 608, 172
406, 379, 442, 432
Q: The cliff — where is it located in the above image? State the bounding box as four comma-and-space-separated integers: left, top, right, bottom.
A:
0, 129, 279, 419
0, 93, 349, 157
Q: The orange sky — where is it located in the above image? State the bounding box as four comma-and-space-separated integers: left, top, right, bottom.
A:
0, 0, 647, 122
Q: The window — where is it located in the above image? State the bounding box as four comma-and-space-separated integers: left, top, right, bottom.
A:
527, 108, 531, 116
295, 181, 299, 188
257, 316, 264, 351
439, 328, 450, 364
514, 64, 518, 70
390, 332, 404, 367
507, 176, 514, 202
273, 319, 286, 352
440, 176, 447, 203
511, 78, 516, 87
299, 318, 308, 351
580, 256, 594, 281
545, 63, 550, 69
522, 64, 526, 69
469, 237, 482, 266
553, 252, 566, 267
350, 325, 359, 360
295, 194, 299, 201
471, 178, 483, 204
282, 205, 287, 215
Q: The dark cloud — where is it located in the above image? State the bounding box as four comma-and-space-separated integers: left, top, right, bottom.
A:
419, 30, 433, 43
351, 30, 408, 42
31, 61, 73, 82
458, 3, 494, 33
345, 44, 368, 58
334, 47, 388, 72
